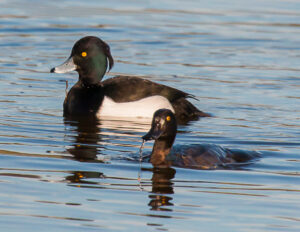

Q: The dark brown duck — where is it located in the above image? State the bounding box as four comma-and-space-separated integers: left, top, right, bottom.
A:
143, 109, 259, 169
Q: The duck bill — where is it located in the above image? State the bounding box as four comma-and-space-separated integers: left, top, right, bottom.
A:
142, 126, 163, 141
50, 56, 76, 73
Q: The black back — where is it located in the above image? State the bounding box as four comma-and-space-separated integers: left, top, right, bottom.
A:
102, 75, 191, 103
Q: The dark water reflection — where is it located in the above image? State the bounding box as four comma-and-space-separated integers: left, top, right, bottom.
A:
64, 116, 177, 212
148, 168, 176, 211
1, 0, 300, 231
64, 116, 102, 161
66, 167, 177, 213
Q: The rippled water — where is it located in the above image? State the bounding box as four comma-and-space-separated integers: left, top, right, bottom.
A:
1, 0, 300, 231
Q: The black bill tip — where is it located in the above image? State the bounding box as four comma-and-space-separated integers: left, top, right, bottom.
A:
142, 132, 153, 141
142, 127, 163, 141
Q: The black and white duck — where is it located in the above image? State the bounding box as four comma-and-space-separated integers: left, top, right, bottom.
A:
51, 36, 209, 123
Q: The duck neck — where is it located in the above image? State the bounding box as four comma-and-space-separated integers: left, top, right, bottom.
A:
150, 135, 175, 167
78, 79, 102, 88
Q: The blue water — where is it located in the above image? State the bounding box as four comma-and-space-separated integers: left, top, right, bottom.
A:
1, 0, 300, 231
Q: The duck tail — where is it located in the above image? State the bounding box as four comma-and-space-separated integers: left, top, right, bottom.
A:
228, 149, 261, 163
171, 98, 211, 124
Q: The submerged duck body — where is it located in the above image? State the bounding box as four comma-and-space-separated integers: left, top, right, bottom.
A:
143, 109, 259, 169
51, 36, 209, 123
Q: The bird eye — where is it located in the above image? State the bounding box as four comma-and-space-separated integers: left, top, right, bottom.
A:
81, 52, 87, 57
166, 116, 171, 122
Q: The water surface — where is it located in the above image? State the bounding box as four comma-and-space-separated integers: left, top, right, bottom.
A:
1, 0, 300, 231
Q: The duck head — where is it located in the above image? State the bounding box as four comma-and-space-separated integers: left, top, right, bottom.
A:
143, 109, 177, 141
51, 36, 114, 85
143, 109, 177, 167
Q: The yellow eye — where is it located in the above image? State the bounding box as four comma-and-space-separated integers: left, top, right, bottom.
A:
81, 52, 87, 57
166, 116, 171, 122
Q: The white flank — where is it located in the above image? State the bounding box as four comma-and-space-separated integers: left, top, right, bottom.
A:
97, 95, 174, 118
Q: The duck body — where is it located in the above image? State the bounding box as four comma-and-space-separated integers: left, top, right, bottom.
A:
165, 144, 258, 169
51, 36, 209, 122
64, 75, 206, 120
143, 109, 259, 169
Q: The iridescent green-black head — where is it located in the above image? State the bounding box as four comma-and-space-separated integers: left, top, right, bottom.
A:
51, 36, 114, 85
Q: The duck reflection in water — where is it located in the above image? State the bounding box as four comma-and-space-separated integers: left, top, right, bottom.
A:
64, 114, 176, 211
64, 115, 103, 161
64, 114, 152, 161
66, 171, 105, 184
148, 167, 176, 211
65, 167, 176, 212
